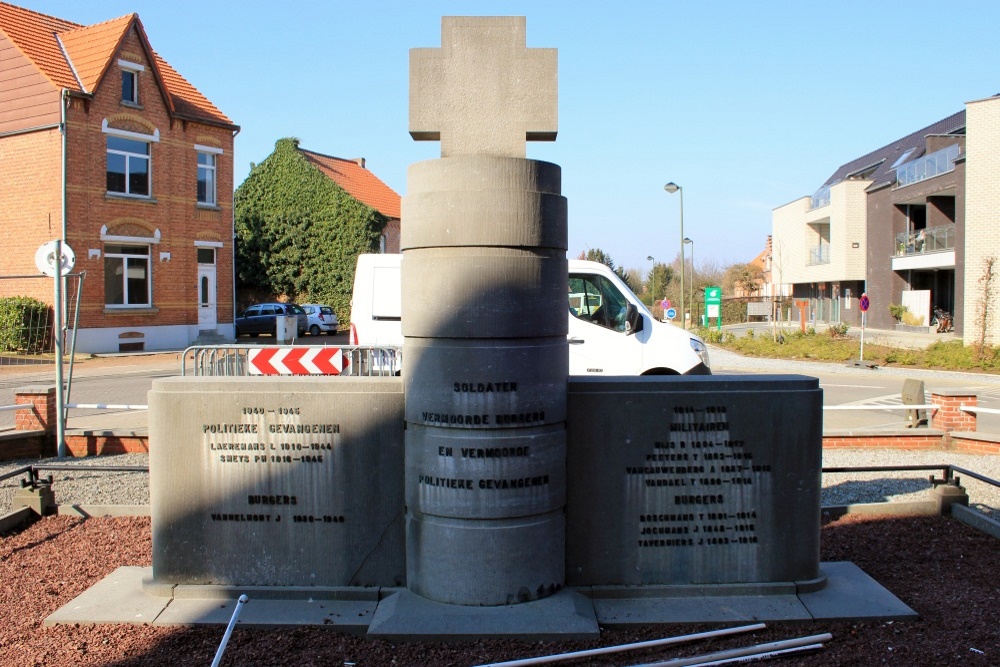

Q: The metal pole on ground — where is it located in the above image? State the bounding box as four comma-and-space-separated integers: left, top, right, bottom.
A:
211, 594, 248, 667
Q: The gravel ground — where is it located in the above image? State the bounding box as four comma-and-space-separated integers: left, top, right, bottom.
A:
2, 513, 998, 666
2, 349, 1000, 665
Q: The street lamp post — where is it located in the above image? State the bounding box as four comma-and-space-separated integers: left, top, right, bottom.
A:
647, 255, 655, 311
664, 182, 684, 328
684, 237, 694, 325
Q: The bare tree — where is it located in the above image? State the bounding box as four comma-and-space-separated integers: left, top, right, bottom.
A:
976, 256, 996, 354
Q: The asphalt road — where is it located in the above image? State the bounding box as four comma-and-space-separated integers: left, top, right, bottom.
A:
0, 336, 997, 435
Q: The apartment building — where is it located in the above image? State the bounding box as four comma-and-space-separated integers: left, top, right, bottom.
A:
0, 2, 238, 352
772, 96, 1000, 343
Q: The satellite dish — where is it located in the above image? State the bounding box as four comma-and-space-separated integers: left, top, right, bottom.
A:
35, 241, 75, 277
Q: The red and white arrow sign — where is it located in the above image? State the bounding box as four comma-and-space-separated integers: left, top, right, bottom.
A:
248, 347, 350, 375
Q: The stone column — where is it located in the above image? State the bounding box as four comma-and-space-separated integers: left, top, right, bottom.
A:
403, 17, 565, 606
15, 385, 56, 433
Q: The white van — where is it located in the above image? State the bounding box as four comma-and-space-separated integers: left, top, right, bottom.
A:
349, 253, 711, 375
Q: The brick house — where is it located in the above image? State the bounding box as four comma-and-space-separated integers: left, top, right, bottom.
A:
297, 147, 401, 253
0, 2, 238, 353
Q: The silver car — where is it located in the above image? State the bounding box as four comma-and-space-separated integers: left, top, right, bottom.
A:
301, 304, 339, 336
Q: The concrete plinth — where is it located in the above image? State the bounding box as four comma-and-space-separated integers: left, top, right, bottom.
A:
148, 377, 405, 588
566, 375, 823, 587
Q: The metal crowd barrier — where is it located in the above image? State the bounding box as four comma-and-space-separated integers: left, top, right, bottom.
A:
181, 344, 402, 377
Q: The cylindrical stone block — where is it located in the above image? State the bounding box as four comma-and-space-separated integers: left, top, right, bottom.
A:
406, 423, 566, 518
406, 155, 561, 195
406, 510, 565, 606
403, 337, 567, 427
400, 155, 567, 252
402, 190, 567, 250
401, 248, 567, 339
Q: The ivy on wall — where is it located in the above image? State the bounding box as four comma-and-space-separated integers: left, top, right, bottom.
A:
234, 138, 386, 324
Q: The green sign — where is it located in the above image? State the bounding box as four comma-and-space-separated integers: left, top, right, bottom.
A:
704, 286, 722, 330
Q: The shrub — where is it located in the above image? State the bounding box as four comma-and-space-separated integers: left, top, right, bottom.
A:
889, 303, 908, 322
901, 312, 925, 326
828, 322, 850, 337
0, 297, 51, 353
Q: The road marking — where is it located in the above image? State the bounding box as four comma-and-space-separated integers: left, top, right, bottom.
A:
821, 384, 886, 389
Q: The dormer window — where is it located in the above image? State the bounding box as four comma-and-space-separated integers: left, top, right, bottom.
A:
119, 59, 144, 106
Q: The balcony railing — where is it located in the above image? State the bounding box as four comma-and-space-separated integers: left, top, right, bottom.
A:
807, 246, 830, 265
809, 185, 831, 210
894, 224, 955, 257
895, 144, 960, 188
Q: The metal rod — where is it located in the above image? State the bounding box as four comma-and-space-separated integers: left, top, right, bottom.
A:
0, 466, 33, 484
471, 624, 766, 667
675, 643, 824, 666
64, 271, 85, 424
210, 594, 248, 667
822, 404, 938, 411
949, 465, 1000, 488
822, 464, 948, 474
65, 403, 149, 410
960, 404, 1000, 415
0, 405, 33, 412
629, 633, 832, 667
31, 464, 148, 473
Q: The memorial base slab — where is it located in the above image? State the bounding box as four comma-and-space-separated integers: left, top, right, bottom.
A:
47, 562, 916, 637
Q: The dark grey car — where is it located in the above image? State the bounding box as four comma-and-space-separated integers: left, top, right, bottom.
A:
234, 303, 308, 338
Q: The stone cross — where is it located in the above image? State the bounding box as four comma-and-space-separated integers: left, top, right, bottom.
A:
409, 16, 557, 158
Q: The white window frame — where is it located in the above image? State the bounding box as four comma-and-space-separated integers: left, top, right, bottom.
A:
119, 59, 144, 105
195, 144, 223, 206
104, 243, 152, 308
104, 121, 159, 199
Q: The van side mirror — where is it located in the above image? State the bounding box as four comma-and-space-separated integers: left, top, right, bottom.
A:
625, 303, 643, 336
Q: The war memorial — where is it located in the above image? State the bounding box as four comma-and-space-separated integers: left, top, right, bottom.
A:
48, 17, 915, 639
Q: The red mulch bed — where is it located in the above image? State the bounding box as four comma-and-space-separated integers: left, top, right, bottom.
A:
2, 513, 998, 666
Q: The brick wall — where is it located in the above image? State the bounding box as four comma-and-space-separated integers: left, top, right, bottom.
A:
963, 96, 1000, 345
0, 129, 62, 304
822, 433, 943, 449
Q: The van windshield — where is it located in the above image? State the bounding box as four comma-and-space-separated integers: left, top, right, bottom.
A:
569, 274, 628, 332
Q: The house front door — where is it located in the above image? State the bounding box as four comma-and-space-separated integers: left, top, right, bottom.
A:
198, 263, 217, 331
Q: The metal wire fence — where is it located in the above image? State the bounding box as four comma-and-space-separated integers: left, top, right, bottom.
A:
0, 274, 83, 428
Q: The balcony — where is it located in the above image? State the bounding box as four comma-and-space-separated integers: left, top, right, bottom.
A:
809, 185, 831, 210
894, 224, 954, 257
892, 224, 956, 272
807, 246, 830, 266
895, 144, 960, 188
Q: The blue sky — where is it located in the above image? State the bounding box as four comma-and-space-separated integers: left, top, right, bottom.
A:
17, 1, 1000, 272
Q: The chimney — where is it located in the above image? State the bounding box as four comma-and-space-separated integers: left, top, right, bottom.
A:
352, 157, 366, 169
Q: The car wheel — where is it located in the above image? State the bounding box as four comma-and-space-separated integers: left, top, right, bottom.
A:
234, 326, 241, 337
249, 332, 259, 338
309, 325, 320, 336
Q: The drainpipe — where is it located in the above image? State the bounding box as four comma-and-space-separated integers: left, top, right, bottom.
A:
231, 127, 241, 338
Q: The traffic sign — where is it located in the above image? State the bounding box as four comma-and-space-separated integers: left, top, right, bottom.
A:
249, 347, 350, 375
35, 240, 75, 277
859, 294, 870, 312
665, 307, 677, 320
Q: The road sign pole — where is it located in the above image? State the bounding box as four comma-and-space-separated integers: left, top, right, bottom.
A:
53, 239, 66, 457
860, 310, 865, 362
858, 293, 870, 364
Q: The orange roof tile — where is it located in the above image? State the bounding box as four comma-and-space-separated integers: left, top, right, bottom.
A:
301, 149, 401, 219
58, 14, 133, 93
0, 1, 233, 127
0, 2, 79, 89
